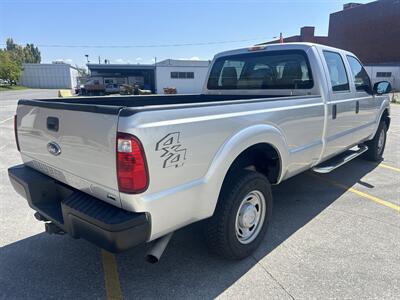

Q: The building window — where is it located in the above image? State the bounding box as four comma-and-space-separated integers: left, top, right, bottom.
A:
376, 72, 392, 78
171, 72, 194, 79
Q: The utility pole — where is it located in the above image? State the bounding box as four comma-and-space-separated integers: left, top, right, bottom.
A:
98, 56, 101, 64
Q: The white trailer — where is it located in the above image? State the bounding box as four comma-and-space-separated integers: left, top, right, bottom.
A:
20, 63, 78, 89
364, 64, 400, 91
155, 59, 210, 94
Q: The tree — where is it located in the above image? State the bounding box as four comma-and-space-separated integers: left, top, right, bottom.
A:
1, 38, 41, 85
6, 38, 17, 51
24, 43, 41, 63
0, 50, 21, 84
75, 65, 88, 77
4, 38, 41, 64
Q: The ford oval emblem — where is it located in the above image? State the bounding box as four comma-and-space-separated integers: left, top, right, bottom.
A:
47, 142, 61, 156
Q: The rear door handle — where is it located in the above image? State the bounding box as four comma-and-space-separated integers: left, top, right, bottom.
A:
332, 104, 337, 119
355, 101, 359, 114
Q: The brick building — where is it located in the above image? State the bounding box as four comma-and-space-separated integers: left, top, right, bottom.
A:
261, 0, 400, 65
328, 0, 400, 64
262, 26, 329, 45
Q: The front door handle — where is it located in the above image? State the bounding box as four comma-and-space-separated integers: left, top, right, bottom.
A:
355, 101, 359, 114
332, 104, 337, 119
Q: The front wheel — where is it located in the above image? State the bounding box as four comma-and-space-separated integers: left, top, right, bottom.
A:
205, 170, 273, 260
364, 121, 387, 161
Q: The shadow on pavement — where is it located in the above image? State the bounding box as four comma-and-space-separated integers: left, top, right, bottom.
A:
0, 159, 379, 299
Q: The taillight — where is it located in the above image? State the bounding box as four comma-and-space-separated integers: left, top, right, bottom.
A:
116, 132, 149, 193
14, 115, 20, 152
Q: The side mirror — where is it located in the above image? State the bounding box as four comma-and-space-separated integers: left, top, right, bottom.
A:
373, 81, 392, 95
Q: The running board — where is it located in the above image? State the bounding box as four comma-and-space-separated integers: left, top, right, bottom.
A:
313, 145, 368, 174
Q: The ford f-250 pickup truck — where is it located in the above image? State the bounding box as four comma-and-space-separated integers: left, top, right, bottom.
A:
8, 43, 392, 262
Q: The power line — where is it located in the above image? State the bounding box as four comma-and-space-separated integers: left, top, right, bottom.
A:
0, 37, 270, 49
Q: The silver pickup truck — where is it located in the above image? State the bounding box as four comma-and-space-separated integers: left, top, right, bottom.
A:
8, 43, 392, 262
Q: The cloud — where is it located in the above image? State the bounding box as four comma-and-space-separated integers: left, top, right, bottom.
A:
115, 58, 125, 63
178, 56, 201, 61
136, 57, 143, 61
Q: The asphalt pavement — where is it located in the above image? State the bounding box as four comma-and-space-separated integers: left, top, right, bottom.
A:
0, 89, 399, 299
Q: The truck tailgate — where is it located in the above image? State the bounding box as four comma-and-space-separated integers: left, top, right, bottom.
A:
16, 101, 122, 206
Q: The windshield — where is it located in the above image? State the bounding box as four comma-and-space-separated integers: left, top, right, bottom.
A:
207, 50, 313, 90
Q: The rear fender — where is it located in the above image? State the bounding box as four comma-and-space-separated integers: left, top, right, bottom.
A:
200, 124, 289, 217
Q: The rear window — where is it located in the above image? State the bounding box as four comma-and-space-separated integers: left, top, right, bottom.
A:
207, 50, 313, 90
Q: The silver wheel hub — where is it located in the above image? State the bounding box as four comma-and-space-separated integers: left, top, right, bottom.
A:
239, 204, 258, 228
235, 190, 266, 244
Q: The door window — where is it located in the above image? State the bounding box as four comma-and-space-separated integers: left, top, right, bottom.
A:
346, 56, 372, 93
323, 51, 349, 92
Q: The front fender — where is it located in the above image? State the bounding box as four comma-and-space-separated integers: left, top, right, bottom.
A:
368, 97, 390, 140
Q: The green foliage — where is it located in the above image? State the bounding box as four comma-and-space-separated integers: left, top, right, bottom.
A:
0, 38, 41, 84
5, 38, 41, 64
0, 50, 21, 84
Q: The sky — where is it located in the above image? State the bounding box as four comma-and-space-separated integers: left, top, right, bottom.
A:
0, 0, 370, 67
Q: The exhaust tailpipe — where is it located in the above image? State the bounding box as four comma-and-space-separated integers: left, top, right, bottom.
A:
145, 232, 173, 263
34, 212, 48, 222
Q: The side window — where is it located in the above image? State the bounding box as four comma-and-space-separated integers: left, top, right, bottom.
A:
323, 51, 349, 92
346, 56, 372, 93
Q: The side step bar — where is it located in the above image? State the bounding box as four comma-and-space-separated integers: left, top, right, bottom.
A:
313, 145, 368, 174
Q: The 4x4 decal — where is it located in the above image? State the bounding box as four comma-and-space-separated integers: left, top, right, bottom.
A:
156, 132, 187, 168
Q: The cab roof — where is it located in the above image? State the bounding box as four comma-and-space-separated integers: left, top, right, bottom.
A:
213, 42, 356, 60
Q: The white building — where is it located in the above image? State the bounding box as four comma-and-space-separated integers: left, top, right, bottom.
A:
20, 63, 79, 89
155, 59, 211, 94
364, 64, 400, 91
87, 59, 211, 94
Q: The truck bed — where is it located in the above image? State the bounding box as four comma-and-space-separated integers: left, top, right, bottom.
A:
15, 92, 297, 209
19, 94, 288, 115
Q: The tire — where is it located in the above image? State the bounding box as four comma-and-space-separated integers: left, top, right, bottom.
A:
205, 170, 273, 260
364, 121, 387, 161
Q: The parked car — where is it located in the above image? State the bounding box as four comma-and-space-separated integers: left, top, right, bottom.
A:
0, 79, 10, 85
79, 79, 105, 96
105, 83, 120, 94
9, 43, 391, 262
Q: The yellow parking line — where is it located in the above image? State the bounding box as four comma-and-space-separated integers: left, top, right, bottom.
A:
345, 186, 399, 212
311, 174, 400, 212
379, 163, 400, 173
101, 250, 123, 300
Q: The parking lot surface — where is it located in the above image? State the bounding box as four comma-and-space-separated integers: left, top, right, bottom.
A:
1, 89, 399, 299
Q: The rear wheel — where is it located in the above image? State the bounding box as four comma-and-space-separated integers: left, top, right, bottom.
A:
205, 170, 272, 260
364, 121, 387, 161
